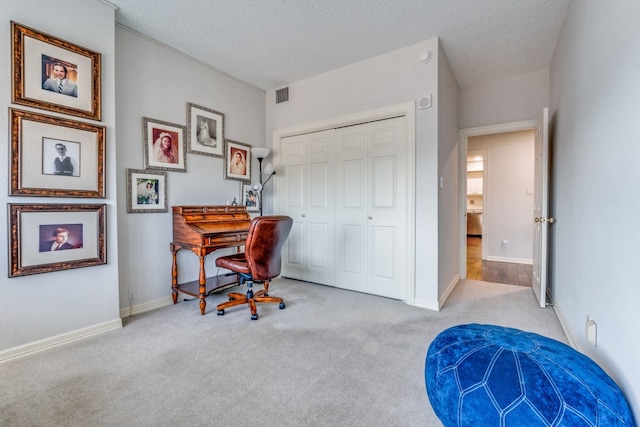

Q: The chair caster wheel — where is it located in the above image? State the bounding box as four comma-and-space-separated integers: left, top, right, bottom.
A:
251, 313, 258, 320
279, 302, 286, 309
217, 310, 225, 316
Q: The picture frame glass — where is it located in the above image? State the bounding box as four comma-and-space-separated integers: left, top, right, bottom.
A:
242, 184, 259, 212
127, 169, 168, 213
11, 109, 105, 198
224, 140, 251, 182
9, 204, 106, 277
187, 103, 224, 157
13, 22, 101, 121
144, 118, 186, 172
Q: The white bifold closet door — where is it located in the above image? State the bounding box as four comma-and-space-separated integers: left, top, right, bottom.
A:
280, 130, 334, 286
279, 116, 407, 300
334, 117, 407, 300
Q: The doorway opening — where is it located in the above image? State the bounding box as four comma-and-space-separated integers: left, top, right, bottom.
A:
459, 121, 539, 287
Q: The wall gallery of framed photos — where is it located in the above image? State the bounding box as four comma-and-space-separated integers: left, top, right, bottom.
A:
9, 21, 106, 277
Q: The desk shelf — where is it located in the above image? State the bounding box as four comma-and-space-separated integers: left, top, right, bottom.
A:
175, 273, 239, 299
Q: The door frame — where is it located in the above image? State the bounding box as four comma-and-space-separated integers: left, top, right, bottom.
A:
458, 119, 540, 279
272, 102, 416, 304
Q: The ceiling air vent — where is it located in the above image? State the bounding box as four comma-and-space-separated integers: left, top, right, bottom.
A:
275, 87, 289, 104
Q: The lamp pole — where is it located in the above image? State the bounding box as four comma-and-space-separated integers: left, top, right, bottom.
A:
257, 156, 264, 216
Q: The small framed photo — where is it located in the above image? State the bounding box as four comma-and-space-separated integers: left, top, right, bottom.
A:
143, 117, 187, 172
10, 108, 105, 198
224, 139, 251, 182
126, 169, 168, 213
241, 184, 260, 212
186, 102, 224, 157
9, 204, 107, 277
12, 21, 101, 121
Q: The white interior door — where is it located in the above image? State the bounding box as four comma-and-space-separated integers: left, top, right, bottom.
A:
335, 117, 407, 300
280, 131, 334, 285
532, 108, 550, 308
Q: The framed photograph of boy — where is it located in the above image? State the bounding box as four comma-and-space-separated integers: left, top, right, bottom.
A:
186, 103, 224, 157
126, 169, 168, 213
224, 139, 251, 182
241, 184, 259, 212
12, 21, 101, 121
9, 204, 107, 277
143, 117, 187, 172
10, 109, 105, 198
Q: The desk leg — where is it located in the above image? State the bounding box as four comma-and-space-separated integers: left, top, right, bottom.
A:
171, 244, 179, 304
198, 253, 207, 315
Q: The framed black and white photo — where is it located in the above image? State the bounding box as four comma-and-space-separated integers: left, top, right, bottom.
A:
9, 204, 107, 277
126, 169, 168, 213
224, 139, 251, 182
241, 183, 259, 212
143, 117, 187, 172
12, 21, 101, 121
186, 103, 224, 157
10, 109, 105, 198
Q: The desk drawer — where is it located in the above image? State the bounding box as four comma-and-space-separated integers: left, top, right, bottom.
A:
204, 232, 247, 247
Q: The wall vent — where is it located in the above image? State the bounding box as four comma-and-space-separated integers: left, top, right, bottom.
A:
275, 87, 289, 104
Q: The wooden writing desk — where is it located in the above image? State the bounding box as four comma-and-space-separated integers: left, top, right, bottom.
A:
170, 205, 251, 315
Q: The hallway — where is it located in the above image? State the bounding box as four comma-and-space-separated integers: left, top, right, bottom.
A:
466, 237, 532, 287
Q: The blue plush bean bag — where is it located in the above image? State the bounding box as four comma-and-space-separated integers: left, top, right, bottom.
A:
425, 324, 635, 426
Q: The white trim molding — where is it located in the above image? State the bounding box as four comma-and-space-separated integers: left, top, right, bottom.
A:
0, 318, 122, 364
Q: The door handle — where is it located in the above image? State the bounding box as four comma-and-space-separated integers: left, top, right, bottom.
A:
368, 216, 373, 220
535, 217, 555, 224
301, 214, 306, 218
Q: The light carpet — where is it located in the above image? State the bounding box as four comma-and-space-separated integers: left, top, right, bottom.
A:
0, 278, 566, 426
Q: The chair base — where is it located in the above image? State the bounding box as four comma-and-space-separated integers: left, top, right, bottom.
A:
216, 280, 285, 320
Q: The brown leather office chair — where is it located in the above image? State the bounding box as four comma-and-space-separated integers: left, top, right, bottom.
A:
215, 215, 293, 320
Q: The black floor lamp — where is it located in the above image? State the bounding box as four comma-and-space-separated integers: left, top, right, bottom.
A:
250, 147, 276, 216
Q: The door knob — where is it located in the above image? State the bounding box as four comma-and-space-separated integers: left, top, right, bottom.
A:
368, 216, 373, 220
301, 214, 306, 218
535, 217, 555, 224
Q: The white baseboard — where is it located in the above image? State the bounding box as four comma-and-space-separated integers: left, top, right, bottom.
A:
120, 296, 175, 318
486, 255, 533, 264
412, 275, 459, 311
438, 274, 460, 309
0, 318, 122, 364
413, 298, 440, 311
552, 303, 580, 351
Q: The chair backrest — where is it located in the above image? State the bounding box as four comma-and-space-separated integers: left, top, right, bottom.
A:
244, 215, 293, 281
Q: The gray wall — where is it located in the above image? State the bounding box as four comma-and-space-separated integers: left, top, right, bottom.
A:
549, 0, 640, 415
459, 69, 549, 129
436, 43, 461, 300
469, 130, 535, 262
0, 0, 121, 355
265, 38, 451, 309
115, 27, 266, 313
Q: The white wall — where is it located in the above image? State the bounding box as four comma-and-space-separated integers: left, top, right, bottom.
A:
459, 69, 549, 129
115, 27, 266, 313
265, 38, 442, 308
0, 0, 121, 356
549, 0, 640, 417
469, 131, 535, 263
436, 44, 461, 300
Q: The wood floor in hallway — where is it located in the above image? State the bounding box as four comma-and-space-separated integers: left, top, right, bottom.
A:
466, 236, 532, 287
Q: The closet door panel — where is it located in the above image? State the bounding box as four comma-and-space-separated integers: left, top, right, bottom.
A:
279, 131, 333, 285
371, 155, 396, 208
334, 127, 368, 292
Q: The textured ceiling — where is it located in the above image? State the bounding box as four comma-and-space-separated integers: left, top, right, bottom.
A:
110, 0, 570, 91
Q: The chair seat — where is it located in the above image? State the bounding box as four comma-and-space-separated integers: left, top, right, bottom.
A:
215, 253, 250, 274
